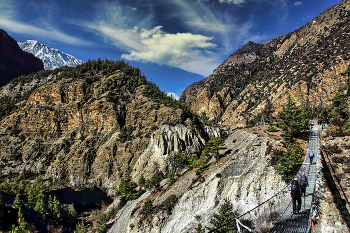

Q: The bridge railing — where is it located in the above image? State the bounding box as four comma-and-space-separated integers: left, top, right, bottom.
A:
207, 185, 292, 232
209, 122, 320, 233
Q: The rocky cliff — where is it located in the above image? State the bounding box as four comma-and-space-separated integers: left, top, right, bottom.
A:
0, 60, 213, 194
180, 0, 350, 129
108, 129, 286, 232
0, 29, 44, 86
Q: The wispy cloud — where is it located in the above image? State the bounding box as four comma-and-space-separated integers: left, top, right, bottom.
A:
293, 1, 302, 6
168, 0, 231, 33
90, 23, 219, 76
127, 6, 137, 11
84, 1, 220, 76
218, 0, 246, 4
0, 17, 88, 45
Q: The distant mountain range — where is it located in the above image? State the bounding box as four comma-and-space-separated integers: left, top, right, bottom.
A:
0, 29, 44, 86
18, 40, 82, 70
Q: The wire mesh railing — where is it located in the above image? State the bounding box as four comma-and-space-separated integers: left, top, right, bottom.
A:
208, 121, 320, 233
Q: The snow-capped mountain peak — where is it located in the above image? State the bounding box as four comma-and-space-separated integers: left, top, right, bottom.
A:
18, 40, 83, 70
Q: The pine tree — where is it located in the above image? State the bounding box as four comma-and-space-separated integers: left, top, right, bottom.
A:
207, 199, 237, 233
116, 173, 140, 209
74, 220, 87, 233
10, 208, 30, 233
278, 96, 309, 138
35, 190, 47, 217
140, 199, 153, 215
326, 90, 349, 133
51, 196, 62, 223
68, 203, 77, 222
96, 213, 108, 233
26, 184, 36, 207
48, 195, 54, 213
13, 194, 21, 210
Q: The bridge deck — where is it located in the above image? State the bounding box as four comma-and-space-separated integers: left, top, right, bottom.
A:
271, 122, 320, 233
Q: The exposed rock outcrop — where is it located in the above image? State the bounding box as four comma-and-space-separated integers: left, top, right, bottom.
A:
108, 129, 286, 233
0, 61, 216, 195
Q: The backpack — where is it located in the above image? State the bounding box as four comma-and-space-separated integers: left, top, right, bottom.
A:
309, 151, 314, 158
291, 181, 300, 198
300, 176, 308, 187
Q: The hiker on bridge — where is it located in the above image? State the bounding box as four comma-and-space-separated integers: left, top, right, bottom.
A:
299, 172, 308, 196
291, 179, 302, 214
309, 150, 314, 164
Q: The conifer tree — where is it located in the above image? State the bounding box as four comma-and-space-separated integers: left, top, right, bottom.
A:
207, 199, 237, 232
140, 199, 153, 215
51, 196, 62, 223
10, 208, 30, 233
35, 190, 47, 217
116, 173, 139, 208
68, 203, 77, 222
48, 195, 54, 213
326, 89, 349, 133
278, 96, 309, 138
74, 220, 87, 233
26, 184, 36, 207
13, 194, 21, 210
96, 213, 108, 233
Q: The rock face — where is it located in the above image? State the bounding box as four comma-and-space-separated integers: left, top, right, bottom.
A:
18, 40, 83, 70
108, 129, 286, 233
0, 60, 212, 193
180, 0, 350, 129
0, 29, 44, 86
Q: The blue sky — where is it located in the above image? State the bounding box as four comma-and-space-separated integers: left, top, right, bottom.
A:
0, 0, 342, 99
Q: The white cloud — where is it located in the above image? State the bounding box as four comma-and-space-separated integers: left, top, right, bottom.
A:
168, 0, 232, 33
293, 1, 302, 6
218, 0, 246, 4
95, 24, 145, 52
167, 93, 180, 100
127, 6, 137, 11
0, 16, 88, 45
89, 22, 220, 76
117, 26, 219, 76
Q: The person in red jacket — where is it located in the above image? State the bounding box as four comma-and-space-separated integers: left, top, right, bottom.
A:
291, 179, 302, 214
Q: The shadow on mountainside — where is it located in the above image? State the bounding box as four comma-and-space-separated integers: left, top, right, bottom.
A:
47, 187, 113, 213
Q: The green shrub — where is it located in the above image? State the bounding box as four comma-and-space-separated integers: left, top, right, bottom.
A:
270, 139, 304, 182
116, 174, 140, 209
140, 199, 153, 216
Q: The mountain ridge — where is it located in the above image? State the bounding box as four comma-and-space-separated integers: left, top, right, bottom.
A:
0, 29, 44, 86
18, 40, 83, 70
180, 0, 350, 129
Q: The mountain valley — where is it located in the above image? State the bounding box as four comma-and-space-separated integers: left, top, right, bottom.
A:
0, 1, 350, 232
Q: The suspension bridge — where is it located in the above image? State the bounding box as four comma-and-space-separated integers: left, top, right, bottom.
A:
209, 120, 322, 233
